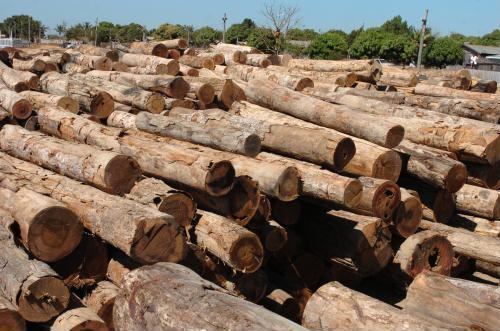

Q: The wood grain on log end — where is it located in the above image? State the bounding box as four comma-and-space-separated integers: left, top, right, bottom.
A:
89, 92, 114, 118
43, 62, 59, 73
204, 160, 235, 196
295, 77, 314, 91
372, 180, 401, 221
11, 99, 32, 120
94, 57, 112, 71
167, 77, 190, 99
104, 155, 141, 195
261, 220, 288, 252
243, 133, 262, 157
145, 93, 166, 114
371, 150, 402, 182
334, 137, 356, 169
484, 133, 500, 165
228, 176, 260, 226
392, 193, 422, 238
158, 191, 196, 227
444, 162, 468, 193
385, 124, 405, 148
0, 296, 26, 331
57, 96, 80, 113
344, 179, 363, 208
11, 82, 30, 93
230, 232, 264, 273
276, 166, 300, 202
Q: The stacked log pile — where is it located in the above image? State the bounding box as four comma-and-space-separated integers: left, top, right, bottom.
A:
0, 41, 498, 330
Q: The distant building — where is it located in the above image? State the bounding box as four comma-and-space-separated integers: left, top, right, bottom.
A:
0, 37, 29, 48
463, 42, 500, 71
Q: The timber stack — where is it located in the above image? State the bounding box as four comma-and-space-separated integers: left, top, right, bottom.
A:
0, 40, 498, 330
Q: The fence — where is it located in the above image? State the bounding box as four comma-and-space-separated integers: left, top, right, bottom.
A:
469, 69, 500, 83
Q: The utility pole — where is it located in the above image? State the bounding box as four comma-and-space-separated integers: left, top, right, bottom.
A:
28, 17, 31, 46
94, 17, 99, 46
417, 9, 428, 69
222, 13, 227, 43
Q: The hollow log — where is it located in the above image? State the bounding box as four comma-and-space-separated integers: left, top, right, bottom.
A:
83, 281, 119, 330
0, 214, 70, 322
391, 188, 422, 238
230, 100, 402, 181
402, 271, 500, 331
39, 72, 114, 118
0, 61, 37, 90
37, 107, 236, 196
0, 125, 142, 195
75, 44, 119, 61
302, 281, 446, 331
159, 38, 188, 49
62, 50, 112, 71
0, 187, 83, 262
0, 151, 187, 265
86, 70, 189, 99
0, 292, 25, 331
455, 184, 500, 220
119, 53, 179, 75
51, 307, 107, 331
12, 58, 46, 72
414, 83, 500, 102
0, 82, 32, 119
129, 41, 168, 57
466, 161, 500, 189
245, 79, 404, 148
18, 90, 79, 113
179, 55, 215, 70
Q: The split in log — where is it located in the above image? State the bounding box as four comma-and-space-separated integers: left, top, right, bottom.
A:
18, 90, 79, 113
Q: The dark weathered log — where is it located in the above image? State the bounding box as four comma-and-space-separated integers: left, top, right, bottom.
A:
0, 212, 70, 322
51, 307, 107, 331
470, 79, 497, 93
270, 198, 302, 226
259, 219, 288, 252
455, 184, 500, 220
129, 41, 168, 57
402, 271, 500, 331
119, 53, 180, 75
61, 62, 91, 74
18, 90, 79, 113
0, 292, 25, 331
113, 263, 306, 330
379, 69, 418, 87
82, 280, 119, 330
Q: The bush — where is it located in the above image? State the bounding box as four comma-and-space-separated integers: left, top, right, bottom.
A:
247, 28, 276, 53
424, 37, 464, 67
308, 31, 348, 60
192, 26, 221, 47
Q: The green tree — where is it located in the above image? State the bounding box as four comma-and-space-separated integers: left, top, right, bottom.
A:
1, 15, 45, 40
115, 23, 145, 42
226, 18, 256, 43
55, 21, 67, 37
308, 31, 348, 60
347, 26, 364, 47
247, 27, 276, 53
379, 34, 417, 63
192, 26, 221, 47
287, 28, 318, 41
95, 21, 115, 43
65, 23, 85, 40
151, 23, 183, 40
423, 37, 464, 67
380, 15, 413, 35
350, 27, 386, 59
479, 29, 500, 46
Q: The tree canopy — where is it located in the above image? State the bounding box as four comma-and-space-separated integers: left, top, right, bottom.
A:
308, 31, 348, 60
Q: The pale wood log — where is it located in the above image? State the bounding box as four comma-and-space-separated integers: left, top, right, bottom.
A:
211, 43, 261, 54
62, 50, 112, 71
0, 213, 70, 322
0, 125, 142, 194
182, 76, 246, 109
129, 41, 168, 57
267, 65, 359, 86
450, 213, 500, 237
135, 111, 261, 156
179, 63, 199, 76
40, 72, 114, 118
159, 38, 188, 49
183, 47, 196, 55
0, 61, 38, 90
0, 151, 186, 264
107, 110, 137, 130
126, 64, 170, 75
287, 58, 381, 76
470, 79, 497, 93
83, 281, 118, 330
12, 58, 46, 72
86, 70, 189, 99
0, 187, 83, 262
421, 76, 471, 90
456, 184, 500, 220
245, 54, 271, 68
179, 55, 215, 70
402, 271, 500, 331
314, 72, 357, 87
197, 52, 225, 65
164, 97, 194, 110
18, 90, 79, 113
51, 307, 108, 331
303, 281, 446, 331
415, 83, 500, 102
0, 292, 25, 331
230, 100, 402, 181
186, 80, 215, 103
37, 107, 236, 196
245, 79, 404, 148
391, 188, 422, 238
113, 102, 140, 114
335, 86, 406, 103
119, 53, 179, 75
0, 81, 32, 119
75, 44, 119, 61
379, 70, 418, 87
62, 62, 91, 74
113, 262, 306, 330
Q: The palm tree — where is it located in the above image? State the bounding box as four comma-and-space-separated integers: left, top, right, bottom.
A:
55, 21, 67, 37
83, 21, 92, 39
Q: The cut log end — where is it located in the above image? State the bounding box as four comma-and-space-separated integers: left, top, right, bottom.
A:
56, 97, 80, 114
18, 276, 70, 323
89, 92, 114, 118
235, 271, 268, 303
433, 190, 456, 223
385, 124, 405, 148
277, 166, 300, 202
243, 133, 262, 157
29, 206, 84, 262
484, 134, 500, 165
152, 44, 168, 57
131, 219, 187, 264
94, 57, 112, 71
166, 61, 180, 76
27, 76, 39, 90
146, 93, 166, 114
104, 155, 142, 195
343, 179, 363, 208
169, 77, 190, 99
372, 150, 402, 182
393, 195, 422, 238
295, 78, 314, 91
0, 308, 25, 331
334, 137, 356, 169
205, 160, 236, 197
159, 192, 196, 227
263, 222, 288, 252
43, 63, 59, 73
444, 162, 468, 193
373, 181, 401, 221
229, 233, 264, 273
12, 99, 32, 120
228, 176, 260, 226
12, 82, 29, 93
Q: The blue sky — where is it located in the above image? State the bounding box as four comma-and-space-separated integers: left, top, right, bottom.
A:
1, 0, 499, 36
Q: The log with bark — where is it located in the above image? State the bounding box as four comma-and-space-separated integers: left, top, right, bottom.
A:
186, 80, 215, 104
0, 187, 83, 262
159, 38, 188, 49
75, 44, 119, 61
51, 307, 108, 331
197, 52, 225, 65
0, 81, 32, 119
61, 62, 91, 74
119, 53, 180, 75
455, 184, 500, 220
467, 161, 500, 189
230, 100, 402, 181
0, 212, 70, 322
37, 107, 236, 196
287, 58, 382, 76
0, 125, 142, 195
379, 70, 419, 87
179, 55, 215, 70
0, 151, 187, 265
107, 110, 138, 130
178, 63, 199, 76
62, 50, 112, 71
0, 60, 37, 91
245, 54, 271, 68
113, 262, 306, 330
0, 292, 25, 331
244, 79, 404, 148
86, 70, 189, 99
12, 58, 46, 72
181, 76, 246, 109
39, 72, 114, 118
83, 280, 119, 330
414, 83, 500, 102
402, 271, 500, 331
335, 86, 406, 103
211, 43, 261, 54
129, 41, 168, 57
18, 90, 79, 113
112, 61, 129, 72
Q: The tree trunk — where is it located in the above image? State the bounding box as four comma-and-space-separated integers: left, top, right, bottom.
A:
135, 111, 261, 156
335, 86, 406, 103
112, 61, 128, 72
185, 80, 215, 103
0, 82, 32, 119
391, 188, 422, 238
159, 38, 188, 49
0, 215, 70, 322
129, 41, 168, 57
113, 263, 306, 330
197, 52, 225, 65
182, 76, 246, 109
18, 90, 79, 113
303, 281, 446, 331
313, 72, 357, 87
245, 54, 271, 68
244, 79, 404, 148
259, 219, 288, 252
113, 102, 140, 114
0, 292, 25, 331
466, 161, 500, 189
455, 184, 500, 220
12, 58, 46, 72
39, 72, 114, 118
51, 307, 107, 331
179, 55, 215, 70
230, 100, 402, 181
414, 83, 500, 102
0, 151, 187, 265
179, 63, 199, 76
402, 271, 500, 331
268, 65, 360, 86
83, 280, 119, 330
86, 70, 189, 99
75, 44, 119, 61
0, 187, 83, 262
119, 53, 179, 75
164, 97, 194, 110
287, 58, 381, 76
62, 50, 112, 71
0, 61, 38, 91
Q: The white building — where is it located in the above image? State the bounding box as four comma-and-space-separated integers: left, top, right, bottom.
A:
0, 38, 29, 48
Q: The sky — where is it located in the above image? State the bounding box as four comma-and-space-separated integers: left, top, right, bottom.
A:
0, 0, 499, 36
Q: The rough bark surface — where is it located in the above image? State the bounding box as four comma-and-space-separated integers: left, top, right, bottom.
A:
455, 184, 500, 220
18, 90, 79, 113
51, 307, 108, 331
0, 81, 32, 119
119, 53, 180, 75
83, 281, 119, 330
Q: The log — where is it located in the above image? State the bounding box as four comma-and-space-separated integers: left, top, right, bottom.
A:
0, 151, 187, 265
0, 61, 38, 90
287, 58, 382, 76
113, 102, 140, 114
197, 52, 225, 65
414, 83, 500, 102
0, 125, 142, 195
164, 97, 194, 110
107, 110, 138, 130
113, 262, 306, 330
179, 63, 199, 76
268, 198, 301, 226
335, 86, 406, 103
301, 209, 393, 277
449, 213, 500, 237
455, 184, 500, 220
167, 48, 181, 60
18, 90, 79, 113
211, 43, 261, 54
245, 79, 404, 148
62, 62, 91, 74
379, 70, 418, 87
262, 288, 301, 322
159, 38, 188, 49
75, 44, 119, 61
51, 307, 107, 331
83, 281, 119, 330
168, 106, 355, 169
12, 58, 45, 72
391, 188, 422, 238
466, 161, 500, 189
0, 292, 25, 331
0, 213, 70, 322
0, 186, 83, 262
476, 261, 500, 279
39, 72, 114, 118
179, 55, 215, 70
402, 271, 500, 331
230, 100, 402, 181
135, 111, 262, 156
259, 219, 288, 252
119, 53, 179, 75
111, 61, 128, 72
245, 54, 271, 68
314, 72, 357, 87
74, 73, 166, 113
129, 41, 168, 57
302, 281, 446, 331
420, 77, 471, 90
0, 82, 32, 119
62, 50, 112, 71
86, 70, 189, 99
246, 194, 271, 229
190, 210, 264, 273
182, 76, 246, 109
185, 80, 215, 104
470, 79, 497, 93
267, 65, 359, 86
356, 81, 374, 89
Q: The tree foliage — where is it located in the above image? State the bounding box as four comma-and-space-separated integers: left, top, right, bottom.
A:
423, 37, 464, 67
226, 18, 256, 43
247, 28, 276, 53
308, 31, 348, 60
192, 26, 221, 47
0, 15, 45, 40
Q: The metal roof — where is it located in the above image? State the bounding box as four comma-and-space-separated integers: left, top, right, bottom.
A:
463, 42, 500, 56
